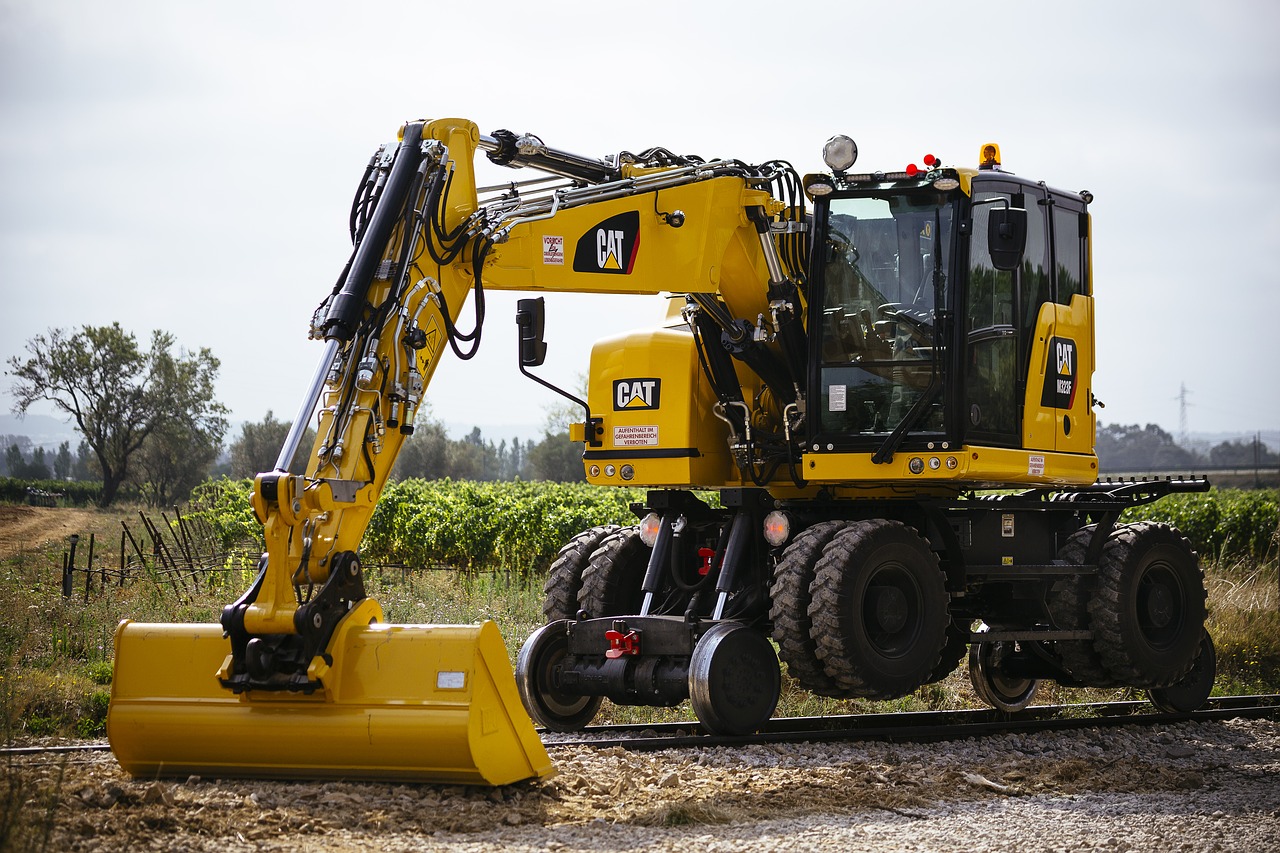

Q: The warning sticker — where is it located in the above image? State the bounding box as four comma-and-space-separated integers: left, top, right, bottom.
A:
614, 425, 659, 447
828, 384, 847, 412
543, 235, 565, 266
1028, 454, 1045, 477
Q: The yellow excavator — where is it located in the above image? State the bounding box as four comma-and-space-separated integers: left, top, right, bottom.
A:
109, 119, 1213, 785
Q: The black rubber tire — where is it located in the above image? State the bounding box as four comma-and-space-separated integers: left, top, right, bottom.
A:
542, 525, 621, 622
1148, 629, 1216, 713
1088, 522, 1207, 688
688, 622, 781, 736
516, 621, 603, 732
808, 519, 950, 699
769, 521, 854, 697
968, 625, 1040, 712
926, 618, 970, 685
1047, 525, 1116, 687
577, 526, 650, 619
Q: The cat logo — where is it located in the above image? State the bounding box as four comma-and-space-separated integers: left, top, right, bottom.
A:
614, 378, 661, 411
1056, 339, 1074, 376
1040, 336, 1078, 410
573, 211, 640, 275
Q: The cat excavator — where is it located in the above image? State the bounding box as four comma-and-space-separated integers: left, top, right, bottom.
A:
108, 119, 1213, 785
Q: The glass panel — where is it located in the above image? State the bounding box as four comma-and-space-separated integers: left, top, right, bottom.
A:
1053, 205, 1085, 304
820, 193, 952, 436
965, 190, 1019, 440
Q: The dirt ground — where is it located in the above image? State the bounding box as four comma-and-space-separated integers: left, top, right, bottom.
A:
0, 506, 101, 560
4, 718, 1278, 852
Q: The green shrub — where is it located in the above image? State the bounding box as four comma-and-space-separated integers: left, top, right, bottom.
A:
1124, 488, 1279, 564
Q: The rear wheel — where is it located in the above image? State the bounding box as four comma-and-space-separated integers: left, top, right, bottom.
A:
1047, 525, 1115, 686
1148, 629, 1216, 713
1089, 522, 1206, 688
542, 525, 620, 622
770, 521, 852, 697
516, 621, 602, 731
809, 519, 949, 699
968, 624, 1040, 712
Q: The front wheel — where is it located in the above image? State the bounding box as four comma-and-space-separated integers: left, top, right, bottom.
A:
808, 519, 950, 699
689, 622, 781, 736
516, 621, 602, 732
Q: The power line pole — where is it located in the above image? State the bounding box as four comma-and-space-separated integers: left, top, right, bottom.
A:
1176, 383, 1191, 447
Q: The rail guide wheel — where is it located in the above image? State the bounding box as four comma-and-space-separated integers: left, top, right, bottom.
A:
1147, 629, 1217, 713
968, 624, 1040, 713
516, 621, 603, 731
689, 622, 781, 736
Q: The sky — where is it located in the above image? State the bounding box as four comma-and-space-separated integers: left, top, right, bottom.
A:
2, 0, 1278, 444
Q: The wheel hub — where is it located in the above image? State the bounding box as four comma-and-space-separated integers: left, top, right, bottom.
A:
871, 585, 909, 634
1144, 581, 1174, 628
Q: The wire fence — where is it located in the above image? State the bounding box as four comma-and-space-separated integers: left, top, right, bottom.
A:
59, 508, 254, 603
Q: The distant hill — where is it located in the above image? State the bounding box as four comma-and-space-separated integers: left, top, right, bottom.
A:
0, 413, 79, 449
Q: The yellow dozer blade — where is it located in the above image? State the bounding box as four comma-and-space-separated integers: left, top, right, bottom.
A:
107, 614, 553, 786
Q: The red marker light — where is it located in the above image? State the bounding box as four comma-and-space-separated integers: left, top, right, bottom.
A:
923, 153, 937, 167
906, 163, 920, 176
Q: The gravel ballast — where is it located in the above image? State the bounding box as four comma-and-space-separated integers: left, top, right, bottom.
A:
6, 717, 1276, 851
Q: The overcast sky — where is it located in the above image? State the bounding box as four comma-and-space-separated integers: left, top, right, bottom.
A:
2, 0, 1277, 442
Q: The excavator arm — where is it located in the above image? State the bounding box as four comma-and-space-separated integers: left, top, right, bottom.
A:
108, 117, 809, 784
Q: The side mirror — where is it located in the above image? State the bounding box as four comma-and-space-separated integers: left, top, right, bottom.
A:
987, 207, 1027, 272
516, 297, 548, 367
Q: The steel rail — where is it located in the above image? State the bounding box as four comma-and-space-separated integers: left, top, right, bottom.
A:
3, 695, 1276, 760
541, 694, 1280, 752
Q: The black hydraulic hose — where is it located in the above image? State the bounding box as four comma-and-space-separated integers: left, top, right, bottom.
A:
324, 123, 425, 343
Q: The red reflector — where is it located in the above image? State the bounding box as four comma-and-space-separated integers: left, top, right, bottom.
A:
923, 153, 937, 166
906, 164, 919, 176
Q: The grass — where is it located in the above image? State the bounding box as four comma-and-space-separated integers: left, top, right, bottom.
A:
0, 502, 1277, 743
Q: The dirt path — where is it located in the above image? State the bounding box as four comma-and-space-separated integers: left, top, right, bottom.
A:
0, 505, 102, 559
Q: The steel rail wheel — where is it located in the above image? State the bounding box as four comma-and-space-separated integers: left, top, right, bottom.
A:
542, 525, 621, 622
1089, 522, 1207, 688
688, 621, 781, 736
1148, 629, 1217, 713
809, 519, 949, 699
968, 624, 1040, 712
516, 621, 602, 732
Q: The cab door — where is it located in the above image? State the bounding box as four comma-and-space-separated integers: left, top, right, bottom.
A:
963, 182, 1050, 449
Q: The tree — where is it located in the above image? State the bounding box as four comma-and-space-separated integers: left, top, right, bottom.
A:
53, 441, 72, 480
1095, 423, 1200, 472
390, 419, 451, 480
7, 323, 227, 506
526, 431, 585, 482
134, 416, 225, 506
228, 411, 315, 477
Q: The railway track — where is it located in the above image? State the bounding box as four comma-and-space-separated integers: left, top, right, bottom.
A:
8, 694, 1274, 762
541, 694, 1280, 751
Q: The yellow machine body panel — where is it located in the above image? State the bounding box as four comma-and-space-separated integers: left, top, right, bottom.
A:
802, 443, 1097, 487
582, 326, 736, 488
1021, 295, 1096, 456
108, 617, 552, 785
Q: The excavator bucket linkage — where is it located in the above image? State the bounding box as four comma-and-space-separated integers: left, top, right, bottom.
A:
108, 617, 553, 786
